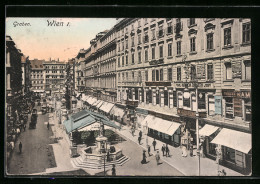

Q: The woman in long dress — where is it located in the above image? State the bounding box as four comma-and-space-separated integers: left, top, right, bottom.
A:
182, 145, 188, 157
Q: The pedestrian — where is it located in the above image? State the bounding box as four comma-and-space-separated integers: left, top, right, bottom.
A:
139, 130, 142, 139
131, 127, 135, 136
138, 136, 141, 144
47, 122, 50, 130
19, 142, 22, 154
161, 144, 165, 156
182, 145, 187, 157
166, 144, 170, 157
190, 143, 193, 157
155, 151, 160, 165
112, 164, 116, 176
141, 150, 147, 164
23, 124, 26, 131
152, 139, 157, 151
147, 145, 151, 156
107, 151, 110, 162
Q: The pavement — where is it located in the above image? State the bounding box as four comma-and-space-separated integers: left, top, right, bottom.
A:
112, 121, 243, 176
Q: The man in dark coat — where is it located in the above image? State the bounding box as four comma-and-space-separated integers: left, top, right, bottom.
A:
152, 139, 157, 151
138, 136, 141, 144
141, 150, 147, 164
107, 151, 110, 162
112, 164, 116, 176
161, 144, 166, 156
19, 142, 22, 153
139, 130, 142, 139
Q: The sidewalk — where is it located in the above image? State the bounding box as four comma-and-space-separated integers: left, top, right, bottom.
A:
113, 121, 243, 176
40, 112, 76, 174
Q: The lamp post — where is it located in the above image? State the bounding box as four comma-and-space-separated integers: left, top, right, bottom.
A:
182, 54, 200, 176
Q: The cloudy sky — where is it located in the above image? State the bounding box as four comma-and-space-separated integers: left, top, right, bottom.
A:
6, 18, 118, 61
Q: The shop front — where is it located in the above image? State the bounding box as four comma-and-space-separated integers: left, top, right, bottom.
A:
211, 128, 252, 175
142, 115, 181, 147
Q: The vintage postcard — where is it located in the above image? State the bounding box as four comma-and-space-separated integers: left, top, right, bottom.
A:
5, 17, 251, 177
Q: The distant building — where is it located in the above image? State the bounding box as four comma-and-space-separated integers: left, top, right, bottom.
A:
43, 59, 66, 96
30, 59, 45, 95
21, 54, 31, 95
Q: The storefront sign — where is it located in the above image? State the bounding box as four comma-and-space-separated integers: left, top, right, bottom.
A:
175, 82, 213, 88
145, 81, 171, 86
126, 100, 139, 107
222, 90, 251, 99
232, 60, 242, 78
234, 98, 243, 117
196, 64, 206, 79
214, 96, 222, 115
177, 108, 207, 118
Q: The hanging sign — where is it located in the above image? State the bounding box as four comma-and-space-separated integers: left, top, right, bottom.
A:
215, 96, 222, 115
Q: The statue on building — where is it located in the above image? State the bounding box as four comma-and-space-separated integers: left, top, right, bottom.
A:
99, 121, 104, 137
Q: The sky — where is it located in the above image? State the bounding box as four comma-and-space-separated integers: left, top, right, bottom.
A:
6, 18, 118, 61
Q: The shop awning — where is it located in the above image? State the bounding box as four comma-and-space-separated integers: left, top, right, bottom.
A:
211, 128, 251, 154
89, 97, 97, 105
92, 100, 101, 107
110, 106, 125, 118
199, 124, 219, 137
81, 94, 88, 101
96, 101, 104, 109
86, 97, 93, 104
141, 115, 181, 136
100, 102, 115, 113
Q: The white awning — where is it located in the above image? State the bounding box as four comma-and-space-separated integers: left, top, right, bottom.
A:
89, 98, 97, 105
141, 115, 180, 136
199, 124, 219, 137
96, 101, 104, 109
110, 106, 125, 118
100, 102, 114, 113
81, 94, 88, 101
92, 100, 101, 107
86, 97, 93, 104
211, 128, 251, 154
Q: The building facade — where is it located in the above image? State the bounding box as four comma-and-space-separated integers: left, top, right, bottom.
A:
43, 59, 66, 96
74, 18, 251, 174
75, 49, 86, 93
21, 54, 31, 95
30, 59, 45, 95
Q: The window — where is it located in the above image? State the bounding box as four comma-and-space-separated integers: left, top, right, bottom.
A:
132, 37, 135, 47
198, 92, 206, 109
164, 90, 168, 106
145, 70, 148, 81
158, 26, 164, 37
138, 71, 142, 82
177, 41, 181, 55
144, 32, 149, 43
152, 29, 156, 40
118, 58, 120, 67
132, 53, 135, 64
123, 55, 127, 66
159, 45, 163, 58
156, 70, 159, 81
138, 20, 141, 27
183, 95, 190, 108
126, 27, 128, 33
168, 43, 172, 57
242, 22, 251, 43
167, 22, 173, 34
131, 24, 134, 30
138, 34, 141, 44
168, 68, 172, 81
189, 18, 195, 26
225, 63, 232, 80
145, 49, 148, 61
138, 51, 141, 63
224, 27, 231, 46
207, 33, 214, 50
207, 64, 214, 80
126, 72, 128, 81
122, 56, 124, 66
122, 41, 124, 50
156, 91, 160, 104
146, 90, 152, 104
160, 69, 163, 81
190, 65, 196, 80
118, 43, 120, 52
190, 37, 196, 52
225, 97, 234, 119
152, 47, 155, 59
118, 73, 121, 82
152, 70, 155, 81
244, 99, 251, 121
132, 72, 135, 81
177, 67, 181, 81
244, 60, 251, 80
126, 40, 128, 49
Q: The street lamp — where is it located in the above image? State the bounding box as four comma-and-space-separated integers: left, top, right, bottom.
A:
182, 54, 201, 176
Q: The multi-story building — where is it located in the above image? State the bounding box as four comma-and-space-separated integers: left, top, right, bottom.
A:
75, 49, 86, 93
75, 18, 251, 174
21, 54, 31, 95
30, 59, 45, 95
43, 59, 66, 96
6, 35, 23, 122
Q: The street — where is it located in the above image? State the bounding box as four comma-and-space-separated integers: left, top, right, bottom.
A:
7, 105, 57, 175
